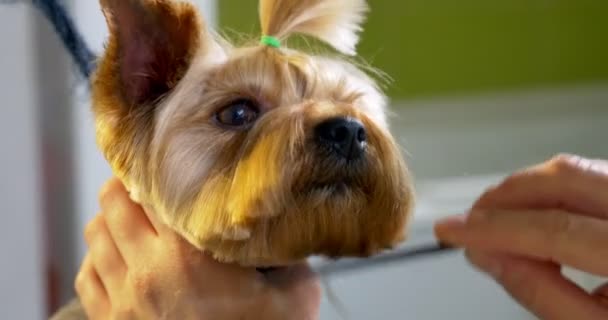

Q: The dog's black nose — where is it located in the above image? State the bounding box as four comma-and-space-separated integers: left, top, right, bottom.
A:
315, 117, 367, 160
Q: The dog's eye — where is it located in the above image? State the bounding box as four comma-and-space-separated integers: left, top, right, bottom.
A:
215, 99, 260, 128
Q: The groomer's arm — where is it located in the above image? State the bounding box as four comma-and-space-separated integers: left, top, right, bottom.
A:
436, 154, 608, 320
76, 178, 321, 320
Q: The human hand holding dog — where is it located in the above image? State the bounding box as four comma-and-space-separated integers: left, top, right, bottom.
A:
435, 154, 608, 320
76, 178, 321, 320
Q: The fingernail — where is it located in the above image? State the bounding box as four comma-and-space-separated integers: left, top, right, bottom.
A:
434, 214, 468, 242
467, 252, 504, 279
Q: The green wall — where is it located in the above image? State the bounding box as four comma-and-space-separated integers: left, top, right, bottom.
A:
219, 1, 608, 100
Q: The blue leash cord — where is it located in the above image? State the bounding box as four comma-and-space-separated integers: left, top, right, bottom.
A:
1, 0, 97, 79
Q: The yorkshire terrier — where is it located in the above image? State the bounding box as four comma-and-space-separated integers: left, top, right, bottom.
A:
53, 0, 414, 318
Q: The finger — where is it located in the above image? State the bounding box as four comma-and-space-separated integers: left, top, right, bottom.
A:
99, 178, 157, 264
436, 209, 608, 276
86, 214, 127, 296
84, 213, 101, 246
473, 154, 608, 218
467, 251, 608, 320
75, 255, 110, 320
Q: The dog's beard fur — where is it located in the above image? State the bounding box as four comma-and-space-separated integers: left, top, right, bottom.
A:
93, 0, 414, 267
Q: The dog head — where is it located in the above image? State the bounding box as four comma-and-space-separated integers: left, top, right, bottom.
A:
93, 0, 414, 266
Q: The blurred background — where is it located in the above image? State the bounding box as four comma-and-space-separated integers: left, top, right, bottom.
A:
1, 0, 607, 319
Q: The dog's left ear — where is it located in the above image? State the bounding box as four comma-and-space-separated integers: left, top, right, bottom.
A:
95, 0, 208, 107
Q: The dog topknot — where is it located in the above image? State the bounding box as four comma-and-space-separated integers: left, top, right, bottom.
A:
259, 0, 369, 55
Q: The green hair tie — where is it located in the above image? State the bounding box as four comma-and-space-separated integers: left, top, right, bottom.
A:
260, 35, 281, 48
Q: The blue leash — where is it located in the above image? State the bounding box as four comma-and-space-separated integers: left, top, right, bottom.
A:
1, 0, 97, 79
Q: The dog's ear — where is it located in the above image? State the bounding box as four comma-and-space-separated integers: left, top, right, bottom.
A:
96, 0, 204, 106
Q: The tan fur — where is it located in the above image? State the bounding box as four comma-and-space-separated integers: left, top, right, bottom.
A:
94, 0, 204, 191
92, 0, 414, 267
260, 0, 369, 55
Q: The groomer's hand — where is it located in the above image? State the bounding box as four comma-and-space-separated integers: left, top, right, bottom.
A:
435, 154, 608, 320
75, 178, 320, 320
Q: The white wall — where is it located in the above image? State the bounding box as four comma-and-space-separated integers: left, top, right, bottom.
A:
0, 5, 45, 320
393, 85, 608, 181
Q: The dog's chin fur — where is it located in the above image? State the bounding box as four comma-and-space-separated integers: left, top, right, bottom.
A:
93, 0, 414, 267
